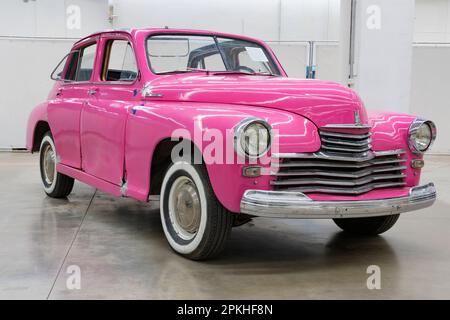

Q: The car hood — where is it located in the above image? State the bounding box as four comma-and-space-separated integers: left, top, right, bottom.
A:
146, 74, 368, 128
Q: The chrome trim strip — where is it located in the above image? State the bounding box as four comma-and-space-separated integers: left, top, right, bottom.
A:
240, 183, 436, 219
321, 137, 372, 147
321, 124, 372, 130
319, 130, 372, 154
271, 173, 406, 187
141, 82, 164, 98
319, 131, 372, 140
373, 149, 407, 156
272, 149, 406, 162
272, 165, 407, 178
120, 181, 128, 196
321, 144, 372, 153
274, 182, 407, 195
148, 195, 160, 201
273, 158, 406, 169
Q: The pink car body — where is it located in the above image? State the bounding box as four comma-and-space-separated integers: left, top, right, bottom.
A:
26, 28, 436, 218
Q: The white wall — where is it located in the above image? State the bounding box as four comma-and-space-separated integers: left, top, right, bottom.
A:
412, 0, 450, 154
0, 0, 109, 148
110, 0, 340, 41
415, 0, 450, 42
353, 0, 415, 114
0, 0, 340, 148
411, 45, 450, 154
0, 0, 109, 38
0, 38, 75, 149
110, 0, 340, 80
0, 0, 448, 154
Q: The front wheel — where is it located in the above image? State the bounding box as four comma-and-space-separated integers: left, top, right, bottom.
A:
160, 161, 233, 260
39, 132, 74, 198
333, 214, 400, 235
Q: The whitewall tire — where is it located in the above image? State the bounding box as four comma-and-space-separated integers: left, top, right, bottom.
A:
39, 132, 74, 198
160, 161, 234, 260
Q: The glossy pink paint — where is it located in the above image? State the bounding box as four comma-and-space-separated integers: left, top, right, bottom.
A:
26, 28, 425, 213
124, 101, 321, 211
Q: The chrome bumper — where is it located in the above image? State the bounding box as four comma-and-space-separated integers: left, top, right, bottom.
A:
240, 183, 437, 219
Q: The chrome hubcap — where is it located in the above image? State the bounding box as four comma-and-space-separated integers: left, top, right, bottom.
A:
168, 176, 201, 240
42, 144, 56, 185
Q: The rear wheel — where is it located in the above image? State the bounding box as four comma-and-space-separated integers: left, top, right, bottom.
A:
39, 132, 74, 198
333, 214, 400, 235
160, 161, 233, 260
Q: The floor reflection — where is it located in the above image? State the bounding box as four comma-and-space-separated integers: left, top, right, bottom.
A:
2, 153, 448, 299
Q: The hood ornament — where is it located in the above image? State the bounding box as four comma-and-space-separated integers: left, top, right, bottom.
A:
320, 110, 372, 130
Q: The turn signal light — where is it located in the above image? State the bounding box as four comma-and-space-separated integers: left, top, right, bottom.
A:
243, 166, 262, 177
411, 159, 425, 169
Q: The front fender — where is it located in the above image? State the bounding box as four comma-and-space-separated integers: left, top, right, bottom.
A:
368, 110, 422, 187
124, 101, 320, 212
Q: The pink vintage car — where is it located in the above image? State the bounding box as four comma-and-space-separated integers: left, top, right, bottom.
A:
27, 28, 437, 260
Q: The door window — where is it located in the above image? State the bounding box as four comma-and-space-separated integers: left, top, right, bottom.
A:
63, 51, 80, 81
60, 43, 97, 82
76, 43, 97, 81
102, 40, 138, 81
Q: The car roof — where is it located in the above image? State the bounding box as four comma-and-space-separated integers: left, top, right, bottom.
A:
73, 28, 264, 46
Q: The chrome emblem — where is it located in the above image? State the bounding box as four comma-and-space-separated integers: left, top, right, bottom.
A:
141, 82, 163, 98
354, 111, 362, 125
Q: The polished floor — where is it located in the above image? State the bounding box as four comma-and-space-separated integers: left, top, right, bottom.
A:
0, 152, 449, 299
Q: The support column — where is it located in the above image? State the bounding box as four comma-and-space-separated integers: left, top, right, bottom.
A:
338, 0, 353, 87
339, 0, 415, 113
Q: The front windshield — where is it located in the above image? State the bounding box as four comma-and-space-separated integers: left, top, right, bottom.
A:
146, 34, 281, 76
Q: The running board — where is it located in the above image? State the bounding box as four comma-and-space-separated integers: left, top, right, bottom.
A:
57, 163, 122, 197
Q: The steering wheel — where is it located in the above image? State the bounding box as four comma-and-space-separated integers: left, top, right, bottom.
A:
234, 66, 255, 74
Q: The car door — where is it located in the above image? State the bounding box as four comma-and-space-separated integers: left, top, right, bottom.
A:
47, 39, 98, 169
80, 35, 140, 185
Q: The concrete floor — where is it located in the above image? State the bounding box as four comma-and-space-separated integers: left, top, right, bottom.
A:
0, 152, 449, 299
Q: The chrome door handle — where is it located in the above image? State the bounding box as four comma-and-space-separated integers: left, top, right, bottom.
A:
87, 89, 97, 95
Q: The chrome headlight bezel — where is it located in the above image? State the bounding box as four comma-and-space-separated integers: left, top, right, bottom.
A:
234, 118, 272, 159
408, 118, 437, 154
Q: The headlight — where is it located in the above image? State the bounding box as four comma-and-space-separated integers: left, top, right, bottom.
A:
408, 119, 437, 154
235, 118, 271, 158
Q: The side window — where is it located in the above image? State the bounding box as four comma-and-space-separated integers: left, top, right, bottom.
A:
102, 40, 138, 81
63, 51, 80, 81
51, 54, 69, 80
76, 43, 97, 82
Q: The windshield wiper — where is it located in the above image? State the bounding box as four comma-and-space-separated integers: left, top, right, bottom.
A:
158, 69, 278, 76
158, 68, 210, 75
211, 71, 277, 76
186, 68, 209, 73
252, 72, 278, 76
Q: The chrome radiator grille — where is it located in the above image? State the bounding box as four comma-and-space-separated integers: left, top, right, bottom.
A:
271, 130, 407, 195
319, 130, 372, 154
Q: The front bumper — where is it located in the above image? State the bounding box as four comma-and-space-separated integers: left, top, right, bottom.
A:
240, 183, 436, 219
